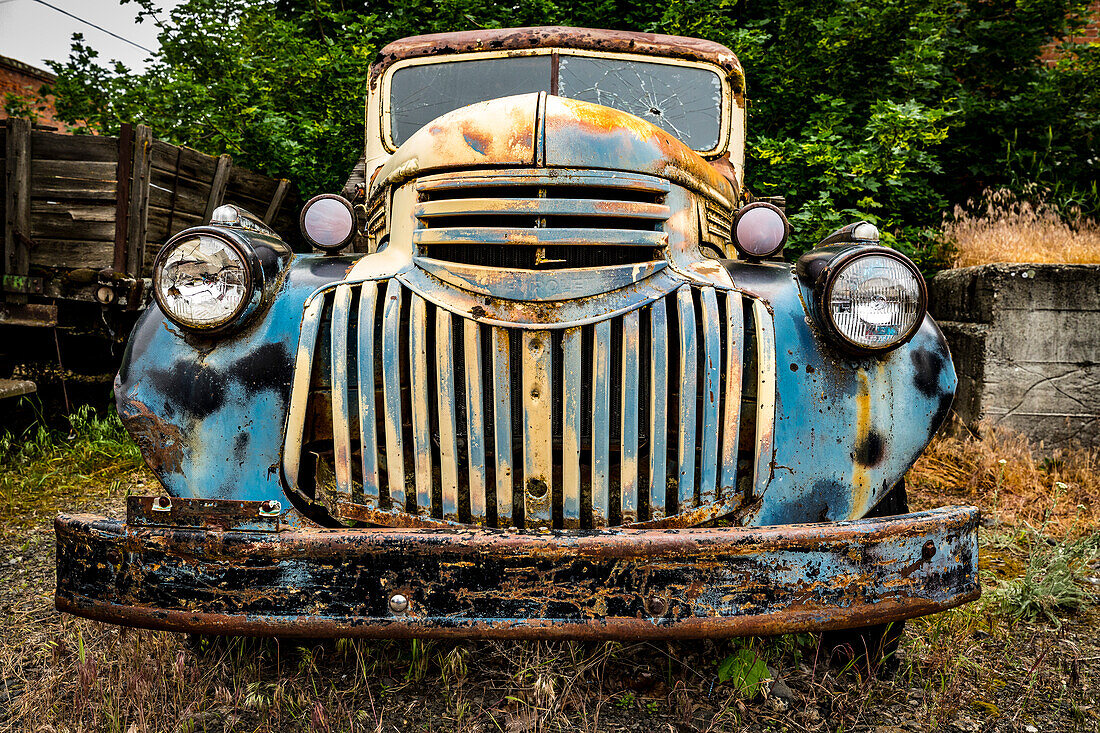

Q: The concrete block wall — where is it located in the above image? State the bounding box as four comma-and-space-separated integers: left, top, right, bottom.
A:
930, 264, 1100, 449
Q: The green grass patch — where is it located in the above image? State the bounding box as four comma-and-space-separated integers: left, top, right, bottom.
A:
0, 404, 144, 529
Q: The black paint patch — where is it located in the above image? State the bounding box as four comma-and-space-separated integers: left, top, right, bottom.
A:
148, 360, 227, 421
929, 392, 954, 439
801, 479, 851, 523
306, 255, 358, 277
230, 342, 294, 399
855, 430, 886, 467
234, 432, 250, 460
911, 348, 945, 398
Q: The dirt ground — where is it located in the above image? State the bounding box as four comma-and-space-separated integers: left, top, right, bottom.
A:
1, 426, 1098, 732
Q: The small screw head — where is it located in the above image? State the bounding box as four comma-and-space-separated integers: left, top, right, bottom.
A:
922, 540, 937, 561
389, 593, 409, 614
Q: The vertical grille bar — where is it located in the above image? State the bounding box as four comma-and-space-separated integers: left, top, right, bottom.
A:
381, 283, 406, 509
330, 285, 354, 503
521, 331, 553, 526
698, 287, 721, 506
282, 296, 325, 491
561, 327, 582, 527
491, 327, 514, 525
675, 286, 697, 511
620, 310, 640, 524
357, 282, 380, 508
647, 299, 668, 519
752, 300, 776, 495
591, 319, 612, 526
437, 312, 459, 520
720, 291, 744, 498
463, 320, 487, 522
409, 294, 432, 515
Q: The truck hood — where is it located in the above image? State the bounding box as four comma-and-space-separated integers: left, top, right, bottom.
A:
370, 92, 736, 208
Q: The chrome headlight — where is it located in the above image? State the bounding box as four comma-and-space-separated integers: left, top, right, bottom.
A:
153, 233, 253, 330
797, 246, 927, 353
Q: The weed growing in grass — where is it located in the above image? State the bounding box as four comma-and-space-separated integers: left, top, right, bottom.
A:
0, 404, 143, 528
942, 188, 1100, 267
999, 529, 1100, 625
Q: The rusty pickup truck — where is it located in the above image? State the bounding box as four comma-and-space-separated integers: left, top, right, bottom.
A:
55, 27, 979, 660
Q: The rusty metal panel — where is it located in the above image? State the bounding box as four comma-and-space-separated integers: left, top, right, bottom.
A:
562, 327, 582, 527
620, 309, 640, 524
491, 327, 513, 525
648, 298, 668, 518
436, 311, 459, 520
282, 296, 325, 491
126, 496, 280, 533
699, 287, 721, 506
675, 286, 697, 511
55, 505, 980, 640
720, 291, 744, 499
591, 319, 612, 526
382, 282, 407, 510
409, 294, 432, 515
330, 284, 354, 505
463, 319, 487, 523
357, 282, 381, 508
521, 330, 552, 526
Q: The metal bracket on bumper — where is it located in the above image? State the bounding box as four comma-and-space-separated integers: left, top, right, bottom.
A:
55, 498, 980, 640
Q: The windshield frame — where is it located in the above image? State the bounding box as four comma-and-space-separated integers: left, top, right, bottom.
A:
379, 48, 734, 158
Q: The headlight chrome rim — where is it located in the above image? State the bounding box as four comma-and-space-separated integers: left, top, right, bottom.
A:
819, 248, 927, 354
152, 230, 257, 332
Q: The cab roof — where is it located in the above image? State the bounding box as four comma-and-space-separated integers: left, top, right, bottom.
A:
372, 26, 744, 92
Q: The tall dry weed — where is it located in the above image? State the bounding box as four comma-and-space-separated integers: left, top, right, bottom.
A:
908, 421, 1099, 535
942, 188, 1100, 267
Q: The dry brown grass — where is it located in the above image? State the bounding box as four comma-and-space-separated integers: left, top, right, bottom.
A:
908, 420, 1100, 536
942, 189, 1100, 268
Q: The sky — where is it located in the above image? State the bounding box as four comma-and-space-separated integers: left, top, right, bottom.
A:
0, 0, 182, 73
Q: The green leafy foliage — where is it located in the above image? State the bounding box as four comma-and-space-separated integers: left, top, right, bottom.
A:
46, 0, 1100, 266
716, 648, 769, 697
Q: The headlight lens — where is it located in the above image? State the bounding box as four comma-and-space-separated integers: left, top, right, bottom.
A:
154, 235, 251, 329
826, 253, 924, 350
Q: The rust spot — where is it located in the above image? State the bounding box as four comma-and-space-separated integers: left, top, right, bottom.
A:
120, 399, 186, 474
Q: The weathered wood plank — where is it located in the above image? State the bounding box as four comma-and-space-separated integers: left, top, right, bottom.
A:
30, 212, 115, 241
4, 118, 31, 302
203, 153, 232, 223
31, 132, 118, 162
126, 125, 152, 277
263, 179, 289, 225
150, 140, 218, 182
28, 239, 114, 269
227, 165, 278, 200
113, 123, 133, 271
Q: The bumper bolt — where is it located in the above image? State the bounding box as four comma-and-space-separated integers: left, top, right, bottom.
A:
922, 540, 936, 561
389, 593, 409, 614
259, 500, 281, 517
645, 595, 668, 616
152, 496, 172, 512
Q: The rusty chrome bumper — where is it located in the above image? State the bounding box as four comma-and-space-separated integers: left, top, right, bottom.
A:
55, 498, 980, 640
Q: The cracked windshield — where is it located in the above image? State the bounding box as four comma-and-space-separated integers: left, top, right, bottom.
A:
389, 55, 723, 150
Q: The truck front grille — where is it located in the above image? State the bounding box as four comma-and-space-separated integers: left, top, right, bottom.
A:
282, 280, 776, 530
413, 170, 670, 270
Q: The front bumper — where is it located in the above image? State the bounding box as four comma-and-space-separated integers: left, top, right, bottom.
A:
55, 497, 980, 640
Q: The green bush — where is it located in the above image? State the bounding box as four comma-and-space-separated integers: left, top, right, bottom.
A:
47, 0, 1100, 265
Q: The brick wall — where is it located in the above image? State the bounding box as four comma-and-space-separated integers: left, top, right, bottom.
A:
1041, 1, 1100, 64
0, 54, 66, 130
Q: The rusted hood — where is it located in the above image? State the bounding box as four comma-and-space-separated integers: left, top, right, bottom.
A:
370, 92, 736, 206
